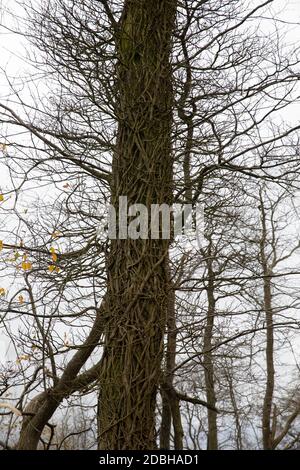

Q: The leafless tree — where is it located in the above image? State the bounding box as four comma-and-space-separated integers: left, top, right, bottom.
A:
0, 0, 300, 450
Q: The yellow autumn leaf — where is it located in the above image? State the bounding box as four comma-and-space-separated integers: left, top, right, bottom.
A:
17, 354, 31, 362
21, 261, 32, 271
0, 195, 4, 202
0, 288, 6, 296
18, 295, 24, 304
50, 247, 58, 262
48, 265, 60, 273
51, 231, 62, 239
0, 240, 3, 251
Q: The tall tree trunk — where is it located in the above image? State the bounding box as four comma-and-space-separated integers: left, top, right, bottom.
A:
262, 273, 275, 450
260, 195, 275, 450
203, 248, 218, 450
160, 275, 176, 450
97, 0, 176, 450
225, 363, 243, 450
160, 266, 183, 450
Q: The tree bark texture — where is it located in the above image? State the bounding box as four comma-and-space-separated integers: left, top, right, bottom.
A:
97, 0, 177, 450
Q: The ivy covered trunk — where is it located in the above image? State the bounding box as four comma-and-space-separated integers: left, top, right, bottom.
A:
97, 0, 176, 450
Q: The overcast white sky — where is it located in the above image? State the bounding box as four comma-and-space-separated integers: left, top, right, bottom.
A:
0, 0, 299, 121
